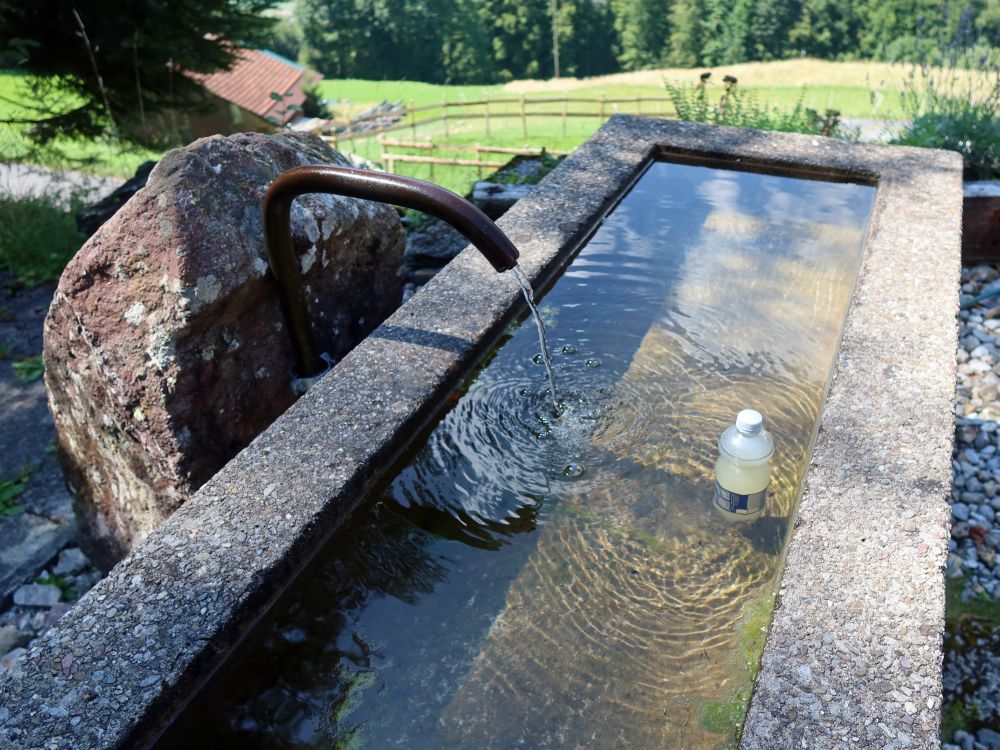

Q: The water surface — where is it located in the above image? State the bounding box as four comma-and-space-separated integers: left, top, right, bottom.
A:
157, 161, 875, 749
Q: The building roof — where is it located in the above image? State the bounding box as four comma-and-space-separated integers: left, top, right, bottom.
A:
196, 48, 317, 125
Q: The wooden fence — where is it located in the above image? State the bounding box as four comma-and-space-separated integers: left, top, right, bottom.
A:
318, 92, 673, 151
376, 136, 571, 179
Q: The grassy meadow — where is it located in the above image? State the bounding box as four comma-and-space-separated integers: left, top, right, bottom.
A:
1, 58, 989, 193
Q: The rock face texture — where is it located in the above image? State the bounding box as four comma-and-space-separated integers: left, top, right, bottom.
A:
44, 131, 404, 569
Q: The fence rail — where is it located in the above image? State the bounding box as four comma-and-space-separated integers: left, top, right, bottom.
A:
317, 91, 673, 148
375, 137, 570, 179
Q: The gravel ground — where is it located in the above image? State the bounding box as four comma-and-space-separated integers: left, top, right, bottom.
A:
943, 264, 1000, 749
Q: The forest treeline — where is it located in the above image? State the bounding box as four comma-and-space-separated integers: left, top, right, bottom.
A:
279, 0, 1000, 83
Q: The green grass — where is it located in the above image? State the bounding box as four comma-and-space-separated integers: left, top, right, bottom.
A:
946, 576, 1000, 626
0, 190, 84, 285
0, 464, 35, 517
11, 354, 44, 382
1, 60, 913, 188
320, 71, 908, 195
35, 571, 76, 601
0, 71, 159, 177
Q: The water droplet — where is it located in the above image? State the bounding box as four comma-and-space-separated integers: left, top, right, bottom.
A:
517, 387, 530, 397
585, 358, 601, 368
562, 462, 585, 478
531, 353, 545, 365
561, 345, 577, 355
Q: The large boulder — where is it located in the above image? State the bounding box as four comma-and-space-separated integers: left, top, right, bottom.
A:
44, 131, 404, 569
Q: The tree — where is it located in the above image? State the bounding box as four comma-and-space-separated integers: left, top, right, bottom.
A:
750, 0, 801, 60
664, 0, 703, 66
701, 0, 753, 64
440, 0, 494, 83
787, 0, 861, 58
0, 0, 277, 145
556, 0, 618, 77
477, 0, 551, 80
611, 0, 670, 71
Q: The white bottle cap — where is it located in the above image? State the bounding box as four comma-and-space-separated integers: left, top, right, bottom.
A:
735, 409, 764, 435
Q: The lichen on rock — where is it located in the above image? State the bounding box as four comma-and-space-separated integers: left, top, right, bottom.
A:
43, 131, 405, 569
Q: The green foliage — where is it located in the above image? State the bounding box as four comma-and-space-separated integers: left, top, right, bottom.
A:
666, 73, 855, 137
787, 0, 863, 58
12, 354, 44, 382
941, 698, 977, 743
556, 0, 618, 77
296, 0, 495, 83
0, 343, 11, 360
490, 151, 565, 185
1, 0, 279, 146
478, 0, 551, 80
301, 83, 330, 118
750, 0, 801, 60
0, 464, 34, 517
701, 0, 753, 65
292, 0, 997, 83
664, 0, 703, 66
611, 0, 670, 71
0, 190, 84, 286
271, 16, 303, 62
946, 576, 1000, 625
891, 60, 1000, 179
35, 571, 77, 601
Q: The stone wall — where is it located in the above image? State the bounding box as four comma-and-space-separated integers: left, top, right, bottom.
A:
43, 131, 404, 569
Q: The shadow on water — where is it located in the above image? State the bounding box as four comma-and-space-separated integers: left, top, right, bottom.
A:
156, 160, 876, 750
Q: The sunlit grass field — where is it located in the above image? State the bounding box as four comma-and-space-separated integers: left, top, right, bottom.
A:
3, 58, 977, 190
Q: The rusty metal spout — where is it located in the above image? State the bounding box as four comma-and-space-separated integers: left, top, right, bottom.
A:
263, 165, 520, 381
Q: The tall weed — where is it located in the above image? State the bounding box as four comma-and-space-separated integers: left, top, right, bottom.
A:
890, 60, 1000, 180
665, 73, 856, 138
0, 188, 84, 285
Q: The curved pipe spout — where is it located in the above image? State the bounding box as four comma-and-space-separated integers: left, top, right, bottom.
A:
263, 165, 520, 380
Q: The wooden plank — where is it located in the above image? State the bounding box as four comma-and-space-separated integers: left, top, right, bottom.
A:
475, 145, 570, 156
385, 153, 507, 168
380, 138, 436, 149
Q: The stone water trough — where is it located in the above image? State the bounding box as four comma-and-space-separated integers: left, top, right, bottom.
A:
0, 117, 962, 748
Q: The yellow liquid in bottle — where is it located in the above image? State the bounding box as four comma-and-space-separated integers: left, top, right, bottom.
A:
714, 454, 770, 521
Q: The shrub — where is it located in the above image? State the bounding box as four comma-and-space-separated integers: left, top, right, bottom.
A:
0, 189, 84, 285
665, 73, 856, 139
890, 61, 1000, 180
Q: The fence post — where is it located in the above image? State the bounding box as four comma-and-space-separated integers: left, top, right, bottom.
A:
429, 137, 435, 182
442, 94, 449, 138
520, 94, 527, 137
386, 154, 394, 174
561, 96, 567, 137
475, 143, 483, 179
484, 96, 491, 137
409, 99, 416, 138
347, 119, 354, 153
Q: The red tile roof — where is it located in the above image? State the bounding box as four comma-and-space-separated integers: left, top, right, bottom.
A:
194, 48, 316, 124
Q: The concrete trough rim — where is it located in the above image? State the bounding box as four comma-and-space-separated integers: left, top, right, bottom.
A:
0, 116, 962, 750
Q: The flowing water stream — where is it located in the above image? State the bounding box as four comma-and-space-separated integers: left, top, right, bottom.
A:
157, 160, 875, 750
511, 265, 561, 412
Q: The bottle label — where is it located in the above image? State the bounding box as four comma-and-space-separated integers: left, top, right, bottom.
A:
713, 481, 767, 516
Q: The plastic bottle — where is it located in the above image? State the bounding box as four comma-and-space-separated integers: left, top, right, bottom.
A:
713, 409, 773, 521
